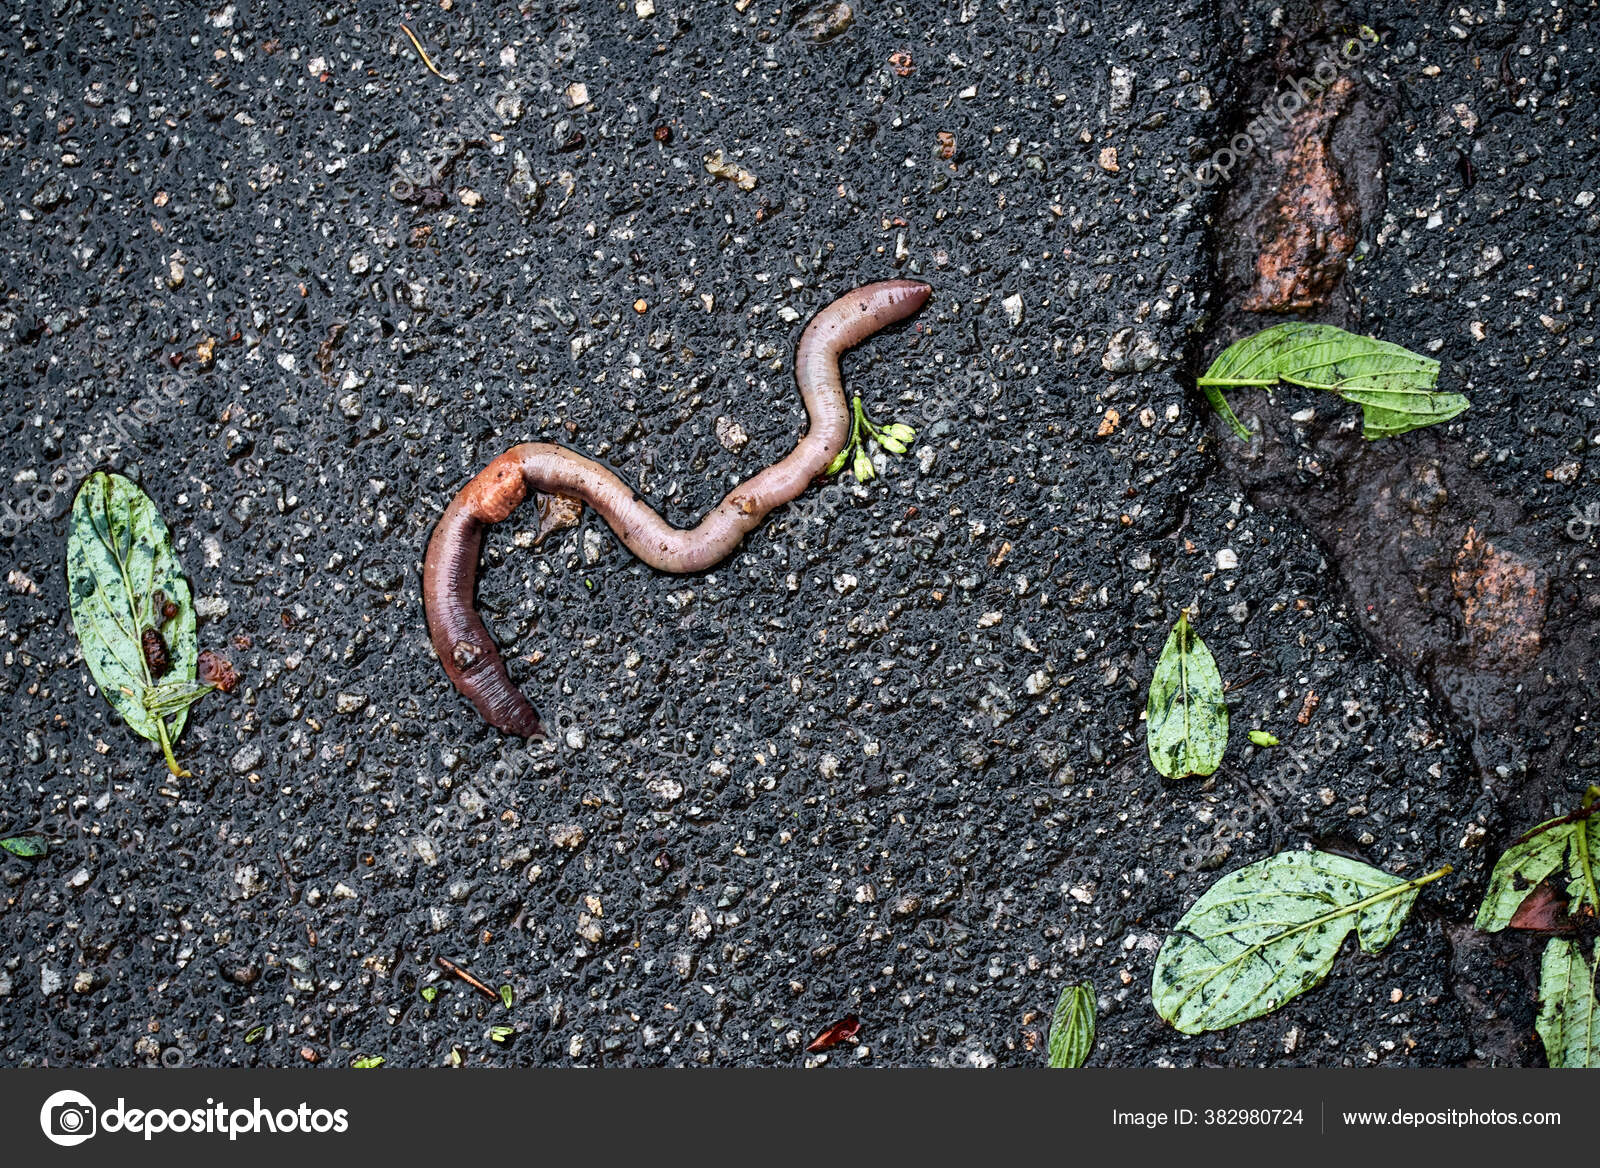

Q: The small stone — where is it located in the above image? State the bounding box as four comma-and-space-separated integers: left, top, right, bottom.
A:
564, 727, 587, 750
348, 253, 370, 275
833, 573, 858, 595
793, 1, 855, 42
550, 823, 586, 849
1096, 408, 1121, 437
646, 778, 684, 804
716, 416, 749, 452
1109, 66, 1135, 111
458, 188, 482, 207
1216, 549, 1238, 570
41, 967, 63, 995
332, 882, 358, 900
73, 971, 96, 994
1001, 293, 1024, 327
67, 868, 91, 890
1097, 146, 1119, 172
1101, 329, 1161, 373
335, 692, 367, 714
1024, 670, 1050, 695
231, 744, 262, 773
565, 82, 589, 108
635, 0, 655, 14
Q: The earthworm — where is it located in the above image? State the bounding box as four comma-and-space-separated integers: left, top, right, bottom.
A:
422, 278, 932, 737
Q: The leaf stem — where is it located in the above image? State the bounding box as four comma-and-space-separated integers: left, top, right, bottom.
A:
1574, 788, 1600, 916
154, 715, 189, 778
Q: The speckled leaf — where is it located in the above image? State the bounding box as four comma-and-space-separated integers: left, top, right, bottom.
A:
1146, 611, 1227, 780
66, 471, 200, 759
1153, 851, 1450, 1034
1476, 809, 1600, 933
0, 836, 47, 858
1199, 323, 1467, 441
1535, 938, 1599, 1069
1047, 982, 1095, 1068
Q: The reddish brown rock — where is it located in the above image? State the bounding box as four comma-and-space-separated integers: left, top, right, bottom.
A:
1243, 77, 1360, 312
1451, 525, 1546, 670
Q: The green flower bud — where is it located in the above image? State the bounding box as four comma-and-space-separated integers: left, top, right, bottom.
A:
825, 449, 850, 476
852, 447, 875, 482
883, 423, 917, 444
877, 434, 907, 455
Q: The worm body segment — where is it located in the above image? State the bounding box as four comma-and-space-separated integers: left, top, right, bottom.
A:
423, 279, 932, 736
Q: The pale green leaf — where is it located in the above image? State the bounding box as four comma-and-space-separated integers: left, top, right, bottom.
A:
1535, 938, 1599, 1069
352, 1055, 386, 1069
66, 472, 203, 770
1047, 982, 1095, 1068
1199, 323, 1468, 441
1475, 801, 1600, 933
1146, 611, 1228, 779
0, 836, 47, 858
1153, 851, 1450, 1034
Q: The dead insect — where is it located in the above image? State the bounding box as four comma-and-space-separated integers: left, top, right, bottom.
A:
151, 589, 179, 623
141, 627, 172, 678
198, 649, 241, 694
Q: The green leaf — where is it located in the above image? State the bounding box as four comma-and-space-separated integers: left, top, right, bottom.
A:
66, 471, 204, 775
244, 1025, 266, 1044
1535, 937, 1599, 1069
489, 1025, 515, 1043
1475, 796, 1600, 933
1248, 730, 1279, 748
1198, 323, 1468, 441
420, 985, 439, 1003
1146, 610, 1228, 779
1047, 982, 1095, 1068
1153, 851, 1450, 1034
352, 1055, 386, 1069
499, 984, 514, 1010
0, 836, 47, 858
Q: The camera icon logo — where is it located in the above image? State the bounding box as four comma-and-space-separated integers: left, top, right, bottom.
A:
39, 1090, 97, 1147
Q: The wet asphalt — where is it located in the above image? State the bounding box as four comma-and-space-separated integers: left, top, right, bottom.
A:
0, 1, 1596, 1066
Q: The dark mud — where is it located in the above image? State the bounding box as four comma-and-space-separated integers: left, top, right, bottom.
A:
1197, 1, 1600, 1063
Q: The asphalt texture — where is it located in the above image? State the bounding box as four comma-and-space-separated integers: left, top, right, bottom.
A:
0, 0, 1596, 1068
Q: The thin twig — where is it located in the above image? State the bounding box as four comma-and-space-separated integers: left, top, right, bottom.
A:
400, 24, 455, 83
435, 956, 498, 1001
